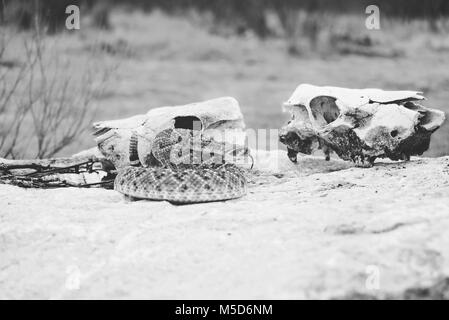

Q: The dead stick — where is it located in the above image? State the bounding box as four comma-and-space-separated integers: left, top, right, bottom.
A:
0, 156, 101, 172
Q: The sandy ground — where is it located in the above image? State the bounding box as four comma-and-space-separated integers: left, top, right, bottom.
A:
1, 150, 449, 299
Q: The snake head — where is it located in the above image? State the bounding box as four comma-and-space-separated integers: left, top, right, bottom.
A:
151, 128, 207, 168
153, 129, 185, 149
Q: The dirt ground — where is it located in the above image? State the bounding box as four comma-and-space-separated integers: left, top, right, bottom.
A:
1, 152, 449, 299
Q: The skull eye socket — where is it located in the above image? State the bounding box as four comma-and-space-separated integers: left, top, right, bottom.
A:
173, 116, 202, 130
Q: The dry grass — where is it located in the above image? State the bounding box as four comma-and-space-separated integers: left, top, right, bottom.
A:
1, 9, 448, 157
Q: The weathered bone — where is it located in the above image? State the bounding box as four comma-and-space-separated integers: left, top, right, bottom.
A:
93, 97, 246, 168
280, 84, 446, 166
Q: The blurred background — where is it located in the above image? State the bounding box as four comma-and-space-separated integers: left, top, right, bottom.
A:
0, 0, 448, 158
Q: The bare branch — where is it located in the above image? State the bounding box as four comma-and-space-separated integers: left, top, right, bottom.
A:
0, 24, 112, 159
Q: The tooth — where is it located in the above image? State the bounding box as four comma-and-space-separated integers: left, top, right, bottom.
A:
287, 148, 298, 163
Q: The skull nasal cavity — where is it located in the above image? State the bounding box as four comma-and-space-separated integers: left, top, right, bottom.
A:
280, 131, 299, 143
174, 116, 202, 130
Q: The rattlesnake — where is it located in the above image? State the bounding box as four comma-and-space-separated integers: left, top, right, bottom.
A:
114, 128, 250, 203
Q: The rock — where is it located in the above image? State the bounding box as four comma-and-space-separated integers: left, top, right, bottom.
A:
1, 152, 449, 299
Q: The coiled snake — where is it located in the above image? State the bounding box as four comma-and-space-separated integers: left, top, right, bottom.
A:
114, 128, 250, 203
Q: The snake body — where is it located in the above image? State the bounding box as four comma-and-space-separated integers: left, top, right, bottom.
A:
114, 128, 248, 203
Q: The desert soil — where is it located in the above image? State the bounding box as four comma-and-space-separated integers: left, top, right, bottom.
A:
1, 151, 449, 299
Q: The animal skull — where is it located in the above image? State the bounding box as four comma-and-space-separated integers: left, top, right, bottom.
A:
93, 97, 247, 168
279, 84, 446, 167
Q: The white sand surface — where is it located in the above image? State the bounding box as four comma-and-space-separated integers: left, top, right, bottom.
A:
1, 151, 449, 299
